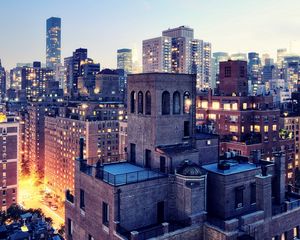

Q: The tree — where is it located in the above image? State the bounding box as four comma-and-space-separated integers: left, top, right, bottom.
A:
6, 204, 25, 221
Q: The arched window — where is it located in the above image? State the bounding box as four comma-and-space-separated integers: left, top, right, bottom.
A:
130, 91, 136, 113
138, 91, 143, 114
162, 91, 170, 115
183, 91, 191, 114
173, 91, 181, 114
145, 91, 151, 115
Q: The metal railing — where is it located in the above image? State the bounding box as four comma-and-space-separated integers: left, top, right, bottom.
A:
96, 167, 166, 186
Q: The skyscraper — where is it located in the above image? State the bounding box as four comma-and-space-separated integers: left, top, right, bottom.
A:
0, 59, 6, 99
248, 52, 261, 94
142, 36, 172, 73
46, 17, 61, 69
143, 26, 212, 90
117, 48, 133, 73
212, 52, 229, 89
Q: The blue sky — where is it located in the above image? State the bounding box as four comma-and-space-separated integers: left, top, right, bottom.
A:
1, 0, 300, 69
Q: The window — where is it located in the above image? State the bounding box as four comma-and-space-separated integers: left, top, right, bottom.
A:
264, 126, 269, 132
67, 218, 73, 236
102, 202, 109, 226
184, 121, 190, 137
273, 124, 277, 131
232, 103, 238, 110
130, 143, 136, 163
250, 183, 256, 204
212, 101, 220, 110
88, 235, 94, 240
80, 189, 85, 211
160, 156, 166, 173
201, 101, 208, 109
240, 66, 245, 77
138, 91, 143, 114
254, 125, 260, 132
242, 103, 247, 110
183, 92, 191, 114
145, 149, 151, 168
235, 186, 244, 208
130, 91, 136, 113
162, 91, 170, 115
145, 91, 151, 115
229, 125, 238, 133
224, 103, 230, 110
225, 66, 231, 77
173, 91, 181, 114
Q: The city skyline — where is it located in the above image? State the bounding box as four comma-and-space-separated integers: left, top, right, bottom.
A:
1, 0, 300, 69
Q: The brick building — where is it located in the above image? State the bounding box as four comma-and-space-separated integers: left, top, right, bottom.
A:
65, 73, 300, 240
0, 115, 18, 211
196, 60, 294, 183
44, 102, 125, 200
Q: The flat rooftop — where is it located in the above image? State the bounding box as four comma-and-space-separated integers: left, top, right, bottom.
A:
100, 162, 166, 186
202, 160, 259, 175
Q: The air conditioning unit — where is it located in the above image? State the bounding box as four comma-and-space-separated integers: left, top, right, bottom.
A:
237, 203, 243, 208
225, 152, 231, 159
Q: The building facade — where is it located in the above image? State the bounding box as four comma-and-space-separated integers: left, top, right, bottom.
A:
0, 115, 18, 211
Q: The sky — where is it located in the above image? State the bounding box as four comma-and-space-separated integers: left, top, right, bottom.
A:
1, 0, 300, 70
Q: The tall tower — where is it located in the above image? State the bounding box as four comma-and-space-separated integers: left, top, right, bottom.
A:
46, 17, 61, 69
127, 73, 196, 169
117, 48, 133, 73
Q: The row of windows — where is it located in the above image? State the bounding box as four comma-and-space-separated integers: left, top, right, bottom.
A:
130, 90, 192, 115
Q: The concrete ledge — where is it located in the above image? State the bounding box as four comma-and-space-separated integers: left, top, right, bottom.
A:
240, 210, 264, 225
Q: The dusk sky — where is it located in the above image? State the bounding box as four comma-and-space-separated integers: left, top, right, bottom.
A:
1, 0, 300, 69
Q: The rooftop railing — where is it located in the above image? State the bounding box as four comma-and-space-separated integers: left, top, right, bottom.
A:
95, 167, 167, 186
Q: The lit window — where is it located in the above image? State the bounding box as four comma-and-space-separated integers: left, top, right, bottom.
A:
241, 126, 244, 133
254, 125, 260, 132
273, 125, 277, 131
232, 103, 238, 110
208, 114, 216, 120
201, 101, 208, 109
264, 126, 269, 132
242, 103, 247, 110
250, 125, 253, 132
230, 125, 238, 133
224, 103, 230, 110
212, 101, 220, 110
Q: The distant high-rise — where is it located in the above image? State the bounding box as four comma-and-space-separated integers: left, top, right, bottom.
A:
143, 26, 212, 90
277, 48, 287, 68
46, 17, 61, 69
212, 52, 229, 89
143, 36, 172, 73
248, 52, 261, 94
230, 53, 247, 61
117, 49, 133, 73
0, 59, 6, 99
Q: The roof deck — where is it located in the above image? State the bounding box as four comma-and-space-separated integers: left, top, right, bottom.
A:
92, 162, 167, 186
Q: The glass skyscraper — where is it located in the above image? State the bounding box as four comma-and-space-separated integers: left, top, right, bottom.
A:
46, 17, 61, 69
117, 48, 133, 73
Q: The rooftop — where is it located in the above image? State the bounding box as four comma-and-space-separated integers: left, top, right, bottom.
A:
96, 162, 167, 186
156, 144, 198, 156
202, 160, 259, 176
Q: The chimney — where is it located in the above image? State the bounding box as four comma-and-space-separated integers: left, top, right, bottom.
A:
256, 172, 272, 219
275, 152, 286, 204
